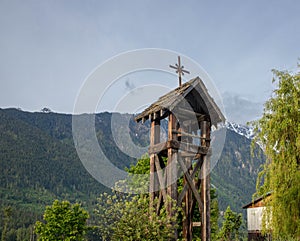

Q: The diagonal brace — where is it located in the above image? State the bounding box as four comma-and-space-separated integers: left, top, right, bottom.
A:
154, 154, 167, 202
179, 157, 203, 204
178, 156, 203, 210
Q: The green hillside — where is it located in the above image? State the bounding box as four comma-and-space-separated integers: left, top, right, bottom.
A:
211, 129, 265, 213
0, 109, 136, 238
0, 108, 265, 239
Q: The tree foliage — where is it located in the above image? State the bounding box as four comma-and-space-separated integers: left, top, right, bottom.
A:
102, 156, 220, 240
210, 188, 220, 240
1, 206, 12, 241
35, 200, 89, 241
1, 107, 263, 238
95, 192, 180, 241
252, 64, 300, 239
95, 156, 181, 240
217, 206, 242, 241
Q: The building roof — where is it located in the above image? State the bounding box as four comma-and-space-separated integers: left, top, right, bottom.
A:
242, 192, 272, 209
135, 77, 225, 127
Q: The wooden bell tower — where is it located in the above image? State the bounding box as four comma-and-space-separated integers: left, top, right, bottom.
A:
135, 76, 225, 240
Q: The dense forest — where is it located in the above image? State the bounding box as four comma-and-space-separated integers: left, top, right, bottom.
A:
0, 108, 265, 240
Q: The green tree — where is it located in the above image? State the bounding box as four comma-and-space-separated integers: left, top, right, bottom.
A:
217, 206, 242, 241
16, 226, 30, 241
95, 192, 180, 241
252, 64, 300, 239
1, 206, 12, 241
35, 200, 89, 241
107, 156, 220, 240
95, 156, 182, 240
211, 188, 220, 240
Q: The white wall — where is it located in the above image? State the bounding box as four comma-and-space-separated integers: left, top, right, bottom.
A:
247, 207, 265, 231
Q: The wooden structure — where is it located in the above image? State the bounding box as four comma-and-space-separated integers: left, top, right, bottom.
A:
135, 77, 225, 240
243, 193, 272, 241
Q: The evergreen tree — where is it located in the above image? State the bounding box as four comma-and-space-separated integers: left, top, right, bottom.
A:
252, 64, 300, 239
35, 200, 89, 241
210, 188, 220, 240
1, 206, 12, 241
217, 206, 242, 241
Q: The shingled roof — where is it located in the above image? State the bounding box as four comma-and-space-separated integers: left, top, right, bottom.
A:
135, 77, 225, 127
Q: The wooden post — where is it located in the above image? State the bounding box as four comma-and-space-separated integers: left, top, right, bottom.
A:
181, 123, 193, 241
150, 114, 160, 207
183, 156, 193, 241
167, 113, 178, 240
201, 121, 211, 241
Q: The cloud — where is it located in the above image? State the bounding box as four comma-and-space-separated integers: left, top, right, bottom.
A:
0, 1, 298, 114
222, 92, 264, 125
125, 78, 136, 91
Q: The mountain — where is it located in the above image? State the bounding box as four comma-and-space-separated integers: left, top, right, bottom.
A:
211, 127, 264, 212
0, 108, 137, 238
225, 121, 255, 140
0, 108, 265, 238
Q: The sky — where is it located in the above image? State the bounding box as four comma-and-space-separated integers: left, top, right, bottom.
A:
0, 0, 299, 124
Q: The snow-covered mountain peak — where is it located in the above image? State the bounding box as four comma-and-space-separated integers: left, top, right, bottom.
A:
225, 122, 255, 140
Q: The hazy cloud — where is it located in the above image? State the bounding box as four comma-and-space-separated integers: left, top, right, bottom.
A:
0, 1, 299, 113
125, 78, 136, 91
222, 92, 264, 125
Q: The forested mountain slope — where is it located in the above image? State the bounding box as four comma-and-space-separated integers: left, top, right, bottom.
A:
211, 129, 264, 212
0, 108, 264, 235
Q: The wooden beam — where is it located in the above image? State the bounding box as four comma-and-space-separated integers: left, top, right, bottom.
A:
150, 154, 156, 206
148, 140, 180, 155
179, 151, 201, 159
156, 154, 167, 215
154, 155, 167, 202
178, 156, 203, 210
172, 129, 210, 140
182, 156, 193, 241
200, 121, 211, 241
178, 157, 204, 204
167, 113, 178, 240
179, 142, 209, 155
149, 118, 160, 206
176, 107, 207, 118
156, 190, 163, 215
201, 155, 210, 241
135, 109, 169, 123
148, 140, 209, 156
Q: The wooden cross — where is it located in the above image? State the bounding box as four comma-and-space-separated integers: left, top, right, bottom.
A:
169, 56, 190, 86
